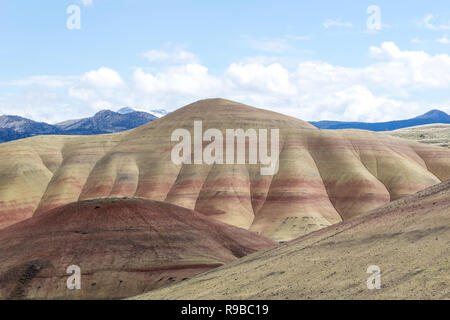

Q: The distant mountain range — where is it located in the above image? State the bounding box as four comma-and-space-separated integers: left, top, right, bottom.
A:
0, 107, 168, 143
309, 109, 450, 131
0, 107, 448, 143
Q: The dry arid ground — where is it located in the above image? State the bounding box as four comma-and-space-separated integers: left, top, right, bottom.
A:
386, 124, 450, 148
135, 180, 450, 300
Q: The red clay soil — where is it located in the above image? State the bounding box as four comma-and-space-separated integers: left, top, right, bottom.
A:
0, 197, 275, 299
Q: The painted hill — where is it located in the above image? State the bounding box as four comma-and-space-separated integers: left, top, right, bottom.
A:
385, 123, 450, 148
135, 179, 450, 300
0, 99, 449, 242
310, 109, 450, 131
0, 198, 275, 299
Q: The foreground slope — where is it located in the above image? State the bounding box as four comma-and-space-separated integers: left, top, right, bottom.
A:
386, 124, 450, 148
0, 99, 449, 241
136, 180, 450, 300
0, 198, 275, 299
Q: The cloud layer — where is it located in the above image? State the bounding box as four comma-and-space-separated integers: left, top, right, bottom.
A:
1, 43, 450, 123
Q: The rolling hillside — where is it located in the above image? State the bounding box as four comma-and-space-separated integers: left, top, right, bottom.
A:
0, 198, 275, 299
136, 180, 450, 300
386, 124, 450, 148
0, 99, 449, 242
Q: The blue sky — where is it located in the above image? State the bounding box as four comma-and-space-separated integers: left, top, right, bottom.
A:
1, 0, 450, 123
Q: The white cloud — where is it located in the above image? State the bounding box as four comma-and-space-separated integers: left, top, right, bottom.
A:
226, 63, 294, 95
367, 42, 450, 90
81, 67, 124, 88
134, 64, 220, 95
0, 67, 128, 122
411, 38, 423, 44
2, 42, 450, 123
323, 19, 353, 28
142, 49, 198, 63
132, 42, 450, 121
437, 35, 450, 44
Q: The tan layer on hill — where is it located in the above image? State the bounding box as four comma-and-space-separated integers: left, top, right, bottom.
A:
0, 99, 449, 241
0, 198, 275, 299
386, 123, 450, 148
135, 180, 450, 300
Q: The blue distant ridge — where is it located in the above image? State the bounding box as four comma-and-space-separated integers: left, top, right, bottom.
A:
0, 109, 158, 143
309, 109, 450, 131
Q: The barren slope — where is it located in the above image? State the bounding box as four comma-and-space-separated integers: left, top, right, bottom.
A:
0, 198, 275, 299
136, 180, 450, 300
386, 123, 450, 148
1, 99, 449, 241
